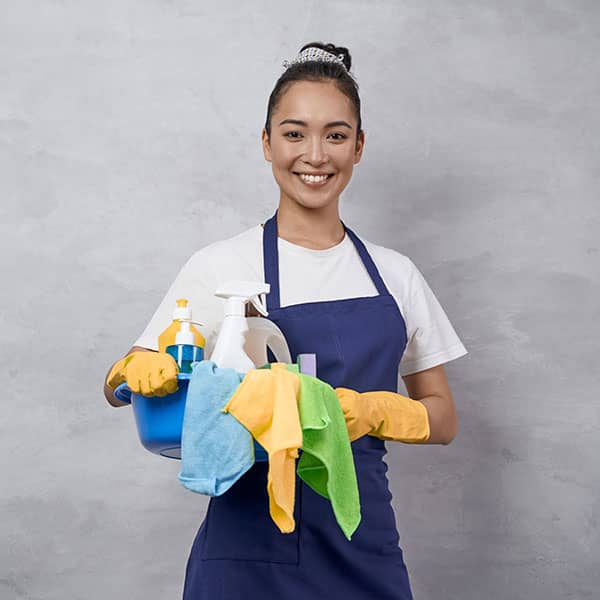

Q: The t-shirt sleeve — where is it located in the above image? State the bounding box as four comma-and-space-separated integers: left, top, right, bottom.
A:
132, 249, 223, 354
399, 259, 468, 377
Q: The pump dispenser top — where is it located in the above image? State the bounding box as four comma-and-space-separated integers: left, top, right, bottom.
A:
158, 298, 205, 353
174, 298, 192, 320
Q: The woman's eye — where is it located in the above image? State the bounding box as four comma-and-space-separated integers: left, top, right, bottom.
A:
283, 131, 347, 140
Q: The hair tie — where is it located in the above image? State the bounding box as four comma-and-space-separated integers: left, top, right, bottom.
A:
282, 47, 348, 71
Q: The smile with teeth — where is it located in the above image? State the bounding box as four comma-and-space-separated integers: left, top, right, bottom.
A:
295, 172, 334, 185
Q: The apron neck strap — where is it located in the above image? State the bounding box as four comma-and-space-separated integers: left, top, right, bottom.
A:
263, 212, 281, 311
263, 210, 390, 311
342, 225, 390, 297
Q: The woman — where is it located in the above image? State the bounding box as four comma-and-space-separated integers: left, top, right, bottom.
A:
104, 42, 468, 600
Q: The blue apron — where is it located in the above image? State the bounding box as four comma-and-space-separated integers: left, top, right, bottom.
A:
183, 211, 414, 599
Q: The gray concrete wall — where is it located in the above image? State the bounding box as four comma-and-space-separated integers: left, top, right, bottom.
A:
1, 1, 598, 598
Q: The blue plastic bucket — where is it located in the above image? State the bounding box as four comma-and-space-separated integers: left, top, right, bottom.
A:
114, 374, 268, 461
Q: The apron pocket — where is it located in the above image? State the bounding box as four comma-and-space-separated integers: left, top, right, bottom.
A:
200, 462, 300, 564
350, 442, 404, 556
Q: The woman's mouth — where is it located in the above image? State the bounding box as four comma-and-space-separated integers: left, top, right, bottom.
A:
293, 172, 335, 187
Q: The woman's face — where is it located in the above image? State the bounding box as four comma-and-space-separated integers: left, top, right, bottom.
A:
262, 80, 364, 211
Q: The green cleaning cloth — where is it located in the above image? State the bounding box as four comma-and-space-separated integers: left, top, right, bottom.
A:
296, 372, 361, 540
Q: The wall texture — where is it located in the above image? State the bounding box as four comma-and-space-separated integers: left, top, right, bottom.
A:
1, 1, 598, 598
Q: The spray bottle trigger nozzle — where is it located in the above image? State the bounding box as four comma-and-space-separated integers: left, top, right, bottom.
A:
250, 293, 268, 317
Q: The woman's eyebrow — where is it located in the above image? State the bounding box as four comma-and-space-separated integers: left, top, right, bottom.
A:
278, 118, 353, 129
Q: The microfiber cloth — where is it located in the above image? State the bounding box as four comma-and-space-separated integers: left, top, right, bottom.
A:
178, 360, 252, 496
222, 364, 302, 534
296, 373, 361, 540
257, 363, 361, 540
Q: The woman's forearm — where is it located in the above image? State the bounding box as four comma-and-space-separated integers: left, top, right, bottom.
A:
401, 365, 458, 445
416, 394, 458, 445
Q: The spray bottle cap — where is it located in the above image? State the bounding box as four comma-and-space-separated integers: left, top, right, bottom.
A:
214, 281, 270, 317
175, 320, 195, 345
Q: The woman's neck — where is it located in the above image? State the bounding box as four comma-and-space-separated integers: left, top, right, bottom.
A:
276, 199, 345, 250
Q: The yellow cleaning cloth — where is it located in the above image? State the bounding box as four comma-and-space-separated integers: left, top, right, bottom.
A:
222, 363, 302, 533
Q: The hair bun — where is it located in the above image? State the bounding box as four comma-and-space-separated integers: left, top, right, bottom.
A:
300, 41, 352, 71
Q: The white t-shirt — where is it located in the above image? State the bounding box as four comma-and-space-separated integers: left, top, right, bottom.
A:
133, 224, 468, 390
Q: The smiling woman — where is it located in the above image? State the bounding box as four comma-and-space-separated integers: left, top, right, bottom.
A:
104, 40, 468, 600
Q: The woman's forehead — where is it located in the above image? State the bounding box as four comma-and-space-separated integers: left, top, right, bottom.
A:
275, 81, 354, 121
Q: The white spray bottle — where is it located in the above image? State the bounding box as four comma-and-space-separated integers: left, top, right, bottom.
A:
209, 281, 291, 372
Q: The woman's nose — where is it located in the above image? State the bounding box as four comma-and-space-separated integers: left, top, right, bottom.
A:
305, 136, 328, 164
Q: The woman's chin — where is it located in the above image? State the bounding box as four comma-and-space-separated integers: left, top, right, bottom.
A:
288, 195, 337, 211
279, 186, 340, 210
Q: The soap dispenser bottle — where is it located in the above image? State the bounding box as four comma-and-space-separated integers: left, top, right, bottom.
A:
158, 298, 205, 354
165, 319, 204, 373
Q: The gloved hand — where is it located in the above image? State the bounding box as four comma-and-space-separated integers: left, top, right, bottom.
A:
106, 351, 179, 397
334, 388, 430, 443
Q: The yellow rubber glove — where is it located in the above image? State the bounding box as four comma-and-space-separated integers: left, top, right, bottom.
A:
334, 388, 430, 444
106, 351, 179, 397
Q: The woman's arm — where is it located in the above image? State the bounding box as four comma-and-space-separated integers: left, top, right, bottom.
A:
401, 364, 458, 445
103, 346, 154, 407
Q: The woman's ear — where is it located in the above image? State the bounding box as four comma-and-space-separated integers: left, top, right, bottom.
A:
354, 129, 365, 164
261, 128, 272, 162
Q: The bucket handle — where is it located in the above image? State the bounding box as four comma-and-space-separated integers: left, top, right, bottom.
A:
112, 356, 316, 406
114, 383, 132, 404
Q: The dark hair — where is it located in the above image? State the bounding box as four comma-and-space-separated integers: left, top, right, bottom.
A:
264, 41, 362, 142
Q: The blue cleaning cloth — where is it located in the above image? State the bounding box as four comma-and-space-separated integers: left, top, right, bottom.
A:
178, 360, 253, 496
